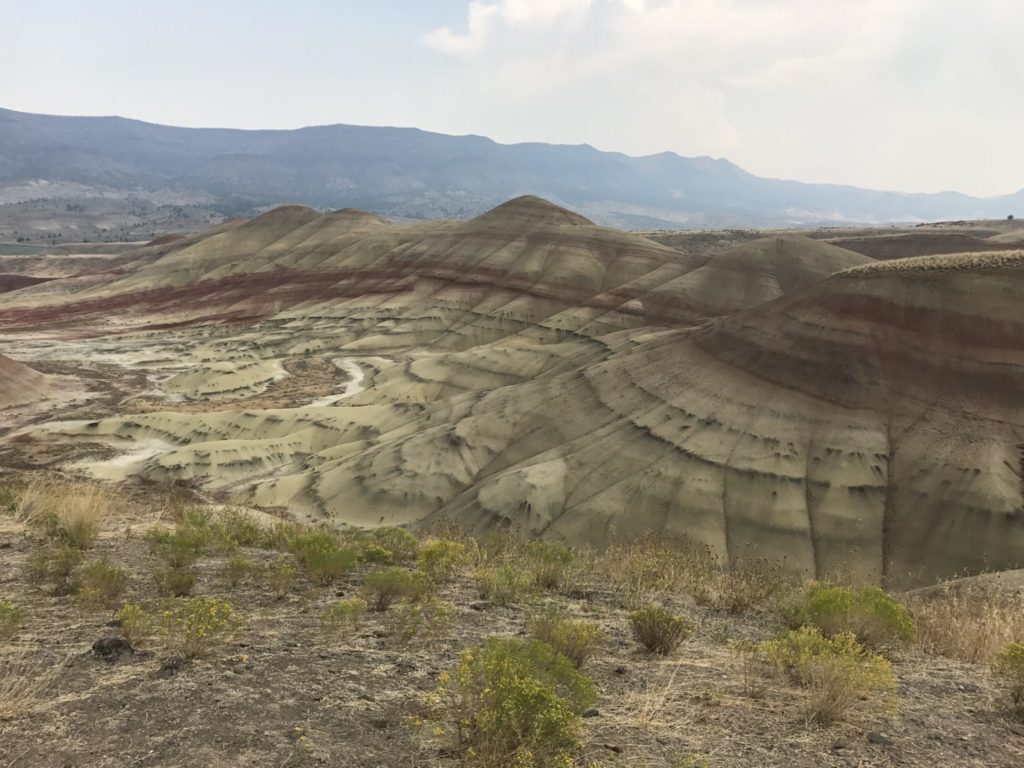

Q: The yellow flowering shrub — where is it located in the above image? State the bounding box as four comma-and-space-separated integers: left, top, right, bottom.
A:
369, 527, 419, 564
434, 637, 595, 767
290, 531, 359, 584
159, 597, 239, 658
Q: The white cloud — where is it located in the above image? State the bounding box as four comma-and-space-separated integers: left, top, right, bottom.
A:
424, 0, 592, 57
500, 0, 593, 24
422, 1, 499, 57
420, 0, 1024, 195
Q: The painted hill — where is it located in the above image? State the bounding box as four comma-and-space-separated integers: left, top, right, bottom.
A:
654, 235, 872, 316
4, 199, 1023, 588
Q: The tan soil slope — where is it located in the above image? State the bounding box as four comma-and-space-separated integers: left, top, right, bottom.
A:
0, 353, 51, 409
827, 232, 1011, 260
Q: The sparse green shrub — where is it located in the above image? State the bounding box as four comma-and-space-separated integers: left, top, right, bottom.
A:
176, 506, 239, 553
796, 584, 915, 649
385, 596, 456, 648
435, 637, 596, 767
469, 527, 524, 568
995, 643, 1024, 719
759, 627, 896, 724
222, 556, 255, 589
0, 600, 24, 639
27, 544, 83, 595
261, 520, 301, 551
630, 606, 693, 655
283, 725, 315, 768
360, 544, 393, 565
40, 510, 99, 549
117, 603, 154, 647
152, 566, 197, 597
75, 557, 128, 607
362, 568, 431, 611
528, 610, 603, 668
158, 597, 239, 658
711, 555, 788, 614
526, 540, 575, 590
268, 561, 297, 598
474, 564, 533, 606
731, 639, 768, 698
0, 482, 19, 513
321, 598, 368, 636
215, 508, 264, 547
146, 527, 205, 568
371, 527, 419, 563
291, 531, 359, 585
417, 539, 468, 582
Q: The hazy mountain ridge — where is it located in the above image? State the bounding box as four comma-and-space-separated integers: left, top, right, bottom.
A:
1, 107, 1021, 229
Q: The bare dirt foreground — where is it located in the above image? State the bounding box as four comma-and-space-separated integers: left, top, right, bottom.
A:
1, 480, 1023, 768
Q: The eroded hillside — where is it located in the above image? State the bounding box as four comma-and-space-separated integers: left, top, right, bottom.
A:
1, 197, 1022, 588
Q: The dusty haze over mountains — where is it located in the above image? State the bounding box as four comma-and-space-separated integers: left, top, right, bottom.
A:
1, 107, 1022, 240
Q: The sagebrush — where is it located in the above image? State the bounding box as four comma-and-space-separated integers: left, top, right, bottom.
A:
434, 637, 596, 767
760, 627, 896, 724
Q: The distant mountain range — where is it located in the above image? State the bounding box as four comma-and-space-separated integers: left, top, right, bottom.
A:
1, 106, 1020, 229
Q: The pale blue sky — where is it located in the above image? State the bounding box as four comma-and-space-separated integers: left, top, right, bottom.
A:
2, 0, 1021, 196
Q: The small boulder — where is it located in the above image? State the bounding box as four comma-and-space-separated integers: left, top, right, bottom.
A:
92, 636, 134, 663
867, 731, 893, 746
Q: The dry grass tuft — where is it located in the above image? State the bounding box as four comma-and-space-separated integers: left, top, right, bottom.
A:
906, 581, 1024, 663
622, 663, 685, 732
0, 647, 62, 720
600, 534, 787, 612
15, 476, 117, 549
